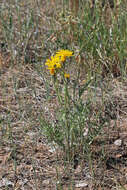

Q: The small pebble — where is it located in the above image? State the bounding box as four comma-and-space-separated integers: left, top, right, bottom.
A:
114, 139, 122, 146
75, 181, 88, 188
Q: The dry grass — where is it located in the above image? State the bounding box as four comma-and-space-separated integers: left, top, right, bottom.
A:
1, 65, 127, 189
0, 0, 127, 189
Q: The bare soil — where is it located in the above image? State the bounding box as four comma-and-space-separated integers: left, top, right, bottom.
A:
0, 58, 127, 190
0, 1, 127, 189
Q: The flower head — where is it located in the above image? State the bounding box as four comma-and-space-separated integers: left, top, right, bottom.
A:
45, 49, 73, 76
56, 50, 73, 57
64, 73, 70, 78
56, 50, 73, 62
48, 67, 55, 75
45, 55, 62, 75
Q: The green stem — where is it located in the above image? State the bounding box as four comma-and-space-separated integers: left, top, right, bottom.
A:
64, 80, 71, 161
53, 76, 62, 105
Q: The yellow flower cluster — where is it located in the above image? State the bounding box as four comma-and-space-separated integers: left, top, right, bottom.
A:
45, 50, 73, 77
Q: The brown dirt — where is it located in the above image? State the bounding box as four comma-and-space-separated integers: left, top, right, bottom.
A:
0, 1, 127, 189
0, 56, 127, 190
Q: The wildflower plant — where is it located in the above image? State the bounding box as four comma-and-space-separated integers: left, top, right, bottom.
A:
41, 49, 105, 164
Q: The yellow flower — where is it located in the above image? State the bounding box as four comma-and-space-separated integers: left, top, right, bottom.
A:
56, 50, 73, 62
60, 55, 66, 62
64, 73, 70, 78
55, 62, 61, 69
52, 55, 59, 64
48, 67, 55, 75
45, 55, 62, 75
56, 50, 73, 57
45, 58, 52, 67
45, 49, 73, 76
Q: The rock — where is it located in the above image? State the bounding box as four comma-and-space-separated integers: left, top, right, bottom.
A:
114, 139, 122, 146
75, 181, 88, 188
